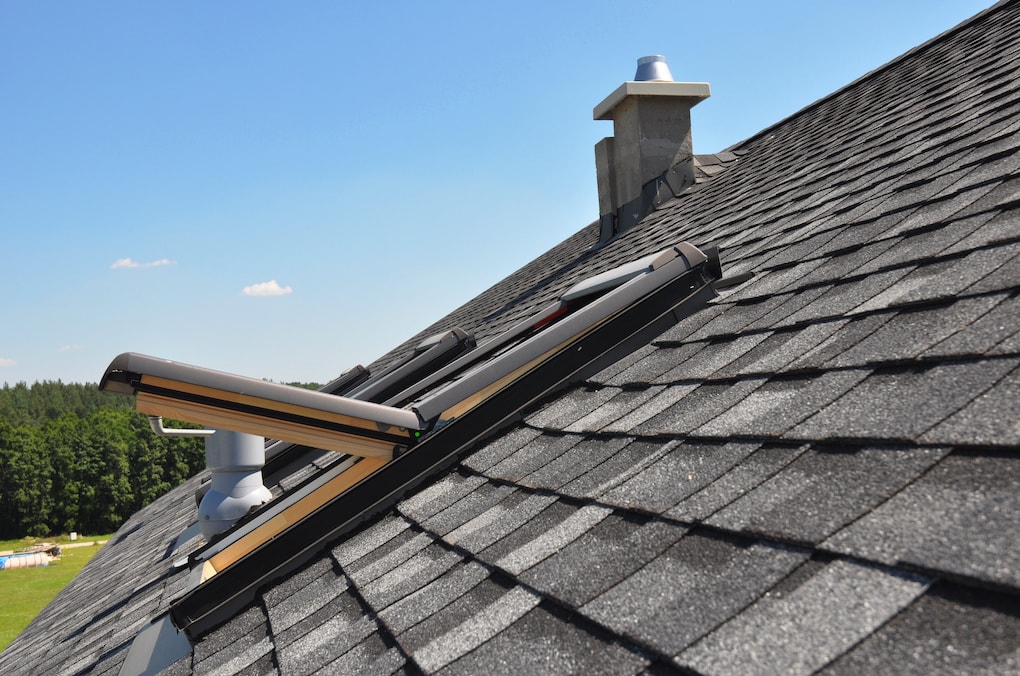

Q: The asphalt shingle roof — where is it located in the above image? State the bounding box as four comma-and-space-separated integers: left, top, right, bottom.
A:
3, 2, 1019, 674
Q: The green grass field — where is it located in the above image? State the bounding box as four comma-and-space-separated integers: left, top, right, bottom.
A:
0, 535, 111, 653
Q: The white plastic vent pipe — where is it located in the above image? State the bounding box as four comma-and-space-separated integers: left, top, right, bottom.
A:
198, 429, 273, 539
147, 417, 272, 538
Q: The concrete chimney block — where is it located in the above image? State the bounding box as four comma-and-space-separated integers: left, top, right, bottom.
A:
593, 67, 710, 241
609, 95, 696, 206
595, 137, 618, 217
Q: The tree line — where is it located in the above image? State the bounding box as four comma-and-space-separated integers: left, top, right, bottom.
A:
0, 381, 206, 539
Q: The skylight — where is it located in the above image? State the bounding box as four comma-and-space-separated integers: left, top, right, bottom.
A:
99, 241, 722, 638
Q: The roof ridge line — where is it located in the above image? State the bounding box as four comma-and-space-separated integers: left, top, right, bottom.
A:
722, 1, 1012, 155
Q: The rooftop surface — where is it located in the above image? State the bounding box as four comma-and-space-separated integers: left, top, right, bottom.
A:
2, 1, 1019, 674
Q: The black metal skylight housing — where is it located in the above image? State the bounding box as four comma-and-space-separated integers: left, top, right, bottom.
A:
99, 241, 721, 639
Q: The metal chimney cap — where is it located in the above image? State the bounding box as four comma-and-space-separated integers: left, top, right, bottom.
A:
635, 55, 674, 82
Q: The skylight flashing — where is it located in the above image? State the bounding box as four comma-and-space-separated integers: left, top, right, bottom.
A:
174, 309, 570, 567
262, 363, 370, 464
262, 330, 470, 443
380, 245, 709, 413
145, 328, 476, 574
198, 457, 389, 573
319, 364, 370, 396
190, 453, 364, 557
121, 613, 192, 676
98, 242, 721, 640
258, 328, 473, 494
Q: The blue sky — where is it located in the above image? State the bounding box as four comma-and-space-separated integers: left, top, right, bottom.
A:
1, 1, 992, 386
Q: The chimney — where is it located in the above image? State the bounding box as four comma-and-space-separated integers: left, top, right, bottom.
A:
594, 55, 710, 242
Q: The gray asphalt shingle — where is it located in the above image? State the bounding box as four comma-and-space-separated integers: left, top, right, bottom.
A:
824, 585, 1020, 674
922, 291, 1020, 357
409, 584, 540, 672
437, 605, 649, 676
822, 453, 1020, 587
519, 514, 687, 607
376, 560, 491, 636
442, 490, 558, 552
483, 433, 585, 484
598, 440, 759, 513
516, 435, 632, 490
359, 543, 465, 610
557, 439, 674, 500
4, 4, 1019, 675
922, 362, 1020, 445
664, 444, 810, 523
632, 378, 767, 436
678, 560, 930, 676
419, 481, 516, 536
825, 295, 1004, 366
580, 533, 808, 655
789, 358, 1018, 441
704, 445, 951, 543
695, 370, 869, 438
274, 591, 378, 675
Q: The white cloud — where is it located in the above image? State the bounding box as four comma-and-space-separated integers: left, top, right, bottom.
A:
0, 358, 15, 368
242, 280, 293, 297
60, 345, 84, 352
110, 257, 175, 269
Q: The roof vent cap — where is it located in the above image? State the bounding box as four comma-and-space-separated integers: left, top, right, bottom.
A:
634, 55, 674, 82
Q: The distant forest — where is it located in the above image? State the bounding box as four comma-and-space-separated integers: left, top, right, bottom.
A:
0, 381, 207, 539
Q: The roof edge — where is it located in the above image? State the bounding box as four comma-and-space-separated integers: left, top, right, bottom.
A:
724, 1, 1006, 154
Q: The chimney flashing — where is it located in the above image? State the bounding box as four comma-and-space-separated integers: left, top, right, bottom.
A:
594, 81, 711, 121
